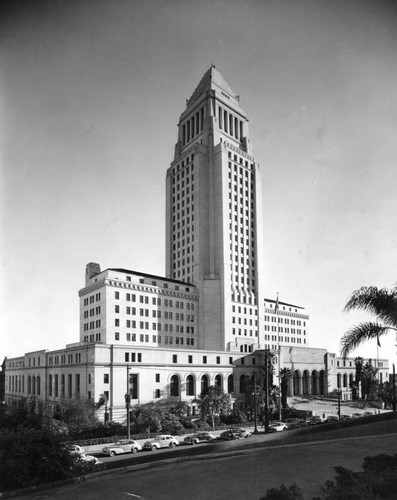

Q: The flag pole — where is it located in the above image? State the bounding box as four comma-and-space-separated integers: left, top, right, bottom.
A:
275, 292, 281, 421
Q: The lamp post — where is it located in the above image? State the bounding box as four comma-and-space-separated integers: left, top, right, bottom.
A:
264, 350, 270, 434
253, 371, 258, 433
337, 389, 341, 420
125, 365, 131, 439
393, 363, 396, 413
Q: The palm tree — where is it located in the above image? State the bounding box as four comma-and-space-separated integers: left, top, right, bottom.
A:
353, 357, 364, 399
340, 285, 397, 357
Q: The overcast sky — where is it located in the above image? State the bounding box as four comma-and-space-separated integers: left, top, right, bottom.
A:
2, 0, 397, 365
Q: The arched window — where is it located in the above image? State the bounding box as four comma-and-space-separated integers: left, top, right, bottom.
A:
337, 373, 341, 388
234, 117, 238, 139
218, 106, 223, 129
239, 375, 246, 393
27, 376, 31, 395
229, 114, 233, 136
32, 376, 36, 395
201, 375, 209, 394
240, 121, 243, 139
215, 374, 222, 388
227, 375, 234, 394
224, 111, 228, 133
37, 376, 41, 396
343, 373, 348, 388
186, 375, 195, 396
170, 375, 179, 397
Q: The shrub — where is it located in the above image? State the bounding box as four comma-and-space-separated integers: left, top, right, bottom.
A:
260, 483, 304, 500
0, 428, 74, 491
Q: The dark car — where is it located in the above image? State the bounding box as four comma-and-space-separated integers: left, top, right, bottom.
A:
220, 430, 242, 440
184, 432, 216, 445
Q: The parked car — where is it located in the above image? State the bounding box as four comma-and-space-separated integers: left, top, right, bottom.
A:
269, 421, 288, 432
184, 432, 216, 445
325, 415, 339, 423
339, 414, 352, 421
227, 427, 252, 438
306, 416, 323, 425
220, 430, 242, 440
351, 413, 363, 419
102, 439, 142, 456
143, 434, 179, 451
66, 444, 85, 456
284, 418, 308, 429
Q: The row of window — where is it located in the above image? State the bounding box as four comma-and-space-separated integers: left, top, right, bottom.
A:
83, 293, 101, 306
264, 316, 306, 326
264, 325, 305, 334
48, 353, 82, 365
115, 321, 195, 332
116, 292, 195, 310
83, 333, 102, 342
182, 108, 204, 146
115, 332, 196, 346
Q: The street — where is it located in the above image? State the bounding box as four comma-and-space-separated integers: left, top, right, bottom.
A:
19, 429, 397, 499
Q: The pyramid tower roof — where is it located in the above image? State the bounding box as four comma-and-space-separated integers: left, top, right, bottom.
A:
186, 65, 239, 107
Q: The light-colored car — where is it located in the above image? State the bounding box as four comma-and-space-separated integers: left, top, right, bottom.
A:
269, 421, 288, 432
102, 439, 142, 456
143, 434, 179, 451
184, 432, 216, 445
66, 444, 85, 456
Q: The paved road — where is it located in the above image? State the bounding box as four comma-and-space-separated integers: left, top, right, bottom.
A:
20, 430, 397, 500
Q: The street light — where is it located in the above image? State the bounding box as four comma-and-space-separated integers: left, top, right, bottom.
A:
125, 364, 131, 439
252, 371, 258, 433
337, 389, 341, 420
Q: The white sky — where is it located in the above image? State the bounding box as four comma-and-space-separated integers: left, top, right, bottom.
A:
2, 0, 397, 366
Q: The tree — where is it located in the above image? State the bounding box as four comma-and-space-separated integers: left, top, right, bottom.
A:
279, 368, 293, 409
0, 428, 74, 491
340, 285, 397, 357
53, 397, 100, 436
196, 385, 231, 430
353, 357, 364, 399
361, 362, 378, 400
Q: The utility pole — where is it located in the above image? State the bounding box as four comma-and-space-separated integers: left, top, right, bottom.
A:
125, 365, 131, 439
253, 370, 258, 433
393, 364, 396, 413
264, 350, 269, 433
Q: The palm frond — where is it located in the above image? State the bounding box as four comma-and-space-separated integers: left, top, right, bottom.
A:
340, 322, 389, 358
343, 286, 397, 327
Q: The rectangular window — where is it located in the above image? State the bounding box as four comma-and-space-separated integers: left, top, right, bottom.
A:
156, 373, 160, 382
155, 389, 161, 398
104, 374, 109, 384
188, 355, 193, 364
173, 354, 177, 363
138, 353, 142, 362
216, 356, 220, 364
203, 356, 207, 364
125, 353, 129, 362
129, 374, 138, 399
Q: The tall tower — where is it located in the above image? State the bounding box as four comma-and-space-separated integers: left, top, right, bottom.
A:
166, 66, 265, 352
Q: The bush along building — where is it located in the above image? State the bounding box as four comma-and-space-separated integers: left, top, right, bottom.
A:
4, 67, 389, 421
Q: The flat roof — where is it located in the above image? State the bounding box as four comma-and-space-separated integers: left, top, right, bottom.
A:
107, 268, 195, 287
264, 298, 304, 310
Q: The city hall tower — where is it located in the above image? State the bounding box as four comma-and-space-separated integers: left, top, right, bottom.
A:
166, 66, 265, 352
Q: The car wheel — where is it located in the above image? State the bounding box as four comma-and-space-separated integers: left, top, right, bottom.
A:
109, 451, 116, 457
131, 447, 138, 454
170, 442, 176, 448
192, 440, 198, 445
151, 445, 157, 451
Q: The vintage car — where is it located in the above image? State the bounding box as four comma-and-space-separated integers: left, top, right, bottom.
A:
143, 434, 179, 451
102, 439, 142, 456
184, 432, 216, 445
